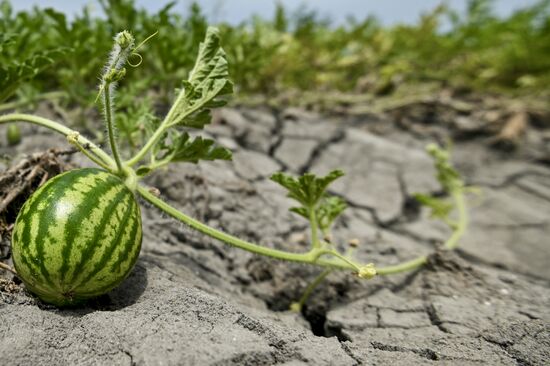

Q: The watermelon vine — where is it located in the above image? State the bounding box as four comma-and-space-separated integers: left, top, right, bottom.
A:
0, 28, 469, 307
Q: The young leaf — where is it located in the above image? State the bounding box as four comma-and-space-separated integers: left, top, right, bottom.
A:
413, 193, 453, 220
426, 143, 463, 193
271, 170, 344, 208
165, 27, 233, 129
170, 132, 232, 163
272, 171, 347, 233
316, 196, 347, 232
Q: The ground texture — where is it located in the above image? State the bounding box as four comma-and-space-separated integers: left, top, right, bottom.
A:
1, 105, 549, 365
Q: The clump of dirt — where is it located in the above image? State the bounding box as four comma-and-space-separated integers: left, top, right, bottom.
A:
0, 277, 21, 293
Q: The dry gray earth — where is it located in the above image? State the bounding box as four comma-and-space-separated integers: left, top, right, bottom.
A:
1, 105, 549, 365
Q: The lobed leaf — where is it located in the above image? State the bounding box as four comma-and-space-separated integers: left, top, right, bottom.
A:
316, 196, 347, 231
170, 132, 232, 163
426, 143, 463, 193
271, 170, 344, 208
413, 193, 453, 220
166, 27, 233, 129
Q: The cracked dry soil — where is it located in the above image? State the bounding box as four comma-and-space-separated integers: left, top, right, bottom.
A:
0, 106, 549, 365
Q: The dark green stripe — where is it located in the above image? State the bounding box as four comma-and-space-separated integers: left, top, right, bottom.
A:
73, 195, 135, 288
61, 185, 128, 285
48, 172, 114, 282
108, 203, 141, 274
78, 207, 141, 297
17, 169, 98, 227
12, 223, 21, 244
18, 170, 99, 287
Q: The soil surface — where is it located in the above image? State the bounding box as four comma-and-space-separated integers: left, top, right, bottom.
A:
1, 104, 549, 365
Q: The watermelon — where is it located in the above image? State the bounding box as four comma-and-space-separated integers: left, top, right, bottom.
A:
11, 168, 142, 306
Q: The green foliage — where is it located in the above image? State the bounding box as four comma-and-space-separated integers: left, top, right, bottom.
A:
169, 133, 232, 163
316, 196, 347, 232
414, 144, 466, 229
425, 143, 463, 193
413, 194, 453, 220
0, 29, 65, 102
271, 170, 344, 209
0, 0, 548, 117
271, 170, 347, 233
125, 27, 234, 171
166, 27, 233, 129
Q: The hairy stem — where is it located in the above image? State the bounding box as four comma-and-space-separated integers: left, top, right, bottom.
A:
68, 138, 112, 171
443, 191, 467, 250
0, 113, 115, 168
126, 87, 187, 167
103, 84, 123, 173
294, 268, 332, 311
309, 208, 320, 249
376, 255, 428, 276
376, 188, 468, 276
316, 248, 362, 272
137, 185, 358, 270
126, 123, 166, 166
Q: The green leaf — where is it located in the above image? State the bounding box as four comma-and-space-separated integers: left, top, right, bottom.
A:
413, 193, 453, 220
316, 196, 347, 231
166, 27, 233, 129
426, 143, 463, 193
136, 166, 152, 176
0, 47, 66, 102
289, 206, 309, 219
271, 170, 344, 208
272, 170, 347, 231
170, 132, 232, 163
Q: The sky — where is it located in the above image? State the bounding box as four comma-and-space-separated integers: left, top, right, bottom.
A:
9, 0, 541, 26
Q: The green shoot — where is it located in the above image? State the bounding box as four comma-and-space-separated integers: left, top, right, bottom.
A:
271, 170, 345, 248
127, 27, 232, 168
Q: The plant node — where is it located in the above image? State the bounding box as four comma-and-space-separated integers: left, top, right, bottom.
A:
357, 263, 377, 279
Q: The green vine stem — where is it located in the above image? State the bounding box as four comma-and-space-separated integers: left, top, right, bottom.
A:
125, 86, 208, 167
309, 208, 321, 249
102, 84, 124, 173
376, 189, 468, 276
66, 132, 112, 171
290, 268, 332, 312
124, 87, 187, 167
126, 123, 165, 166
0, 113, 115, 169
442, 191, 467, 250
137, 185, 359, 270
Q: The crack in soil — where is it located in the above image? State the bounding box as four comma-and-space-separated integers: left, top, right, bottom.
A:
370, 341, 439, 361
339, 341, 362, 366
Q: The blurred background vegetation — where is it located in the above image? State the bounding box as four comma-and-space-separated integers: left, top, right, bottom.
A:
1, 0, 549, 124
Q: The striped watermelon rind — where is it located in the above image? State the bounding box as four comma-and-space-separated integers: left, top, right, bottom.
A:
11, 168, 142, 306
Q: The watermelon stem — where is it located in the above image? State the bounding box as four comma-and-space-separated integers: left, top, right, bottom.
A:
137, 184, 373, 273
102, 82, 124, 174
0, 113, 116, 170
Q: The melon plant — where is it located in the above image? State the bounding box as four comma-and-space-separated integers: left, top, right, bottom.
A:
0, 28, 469, 307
